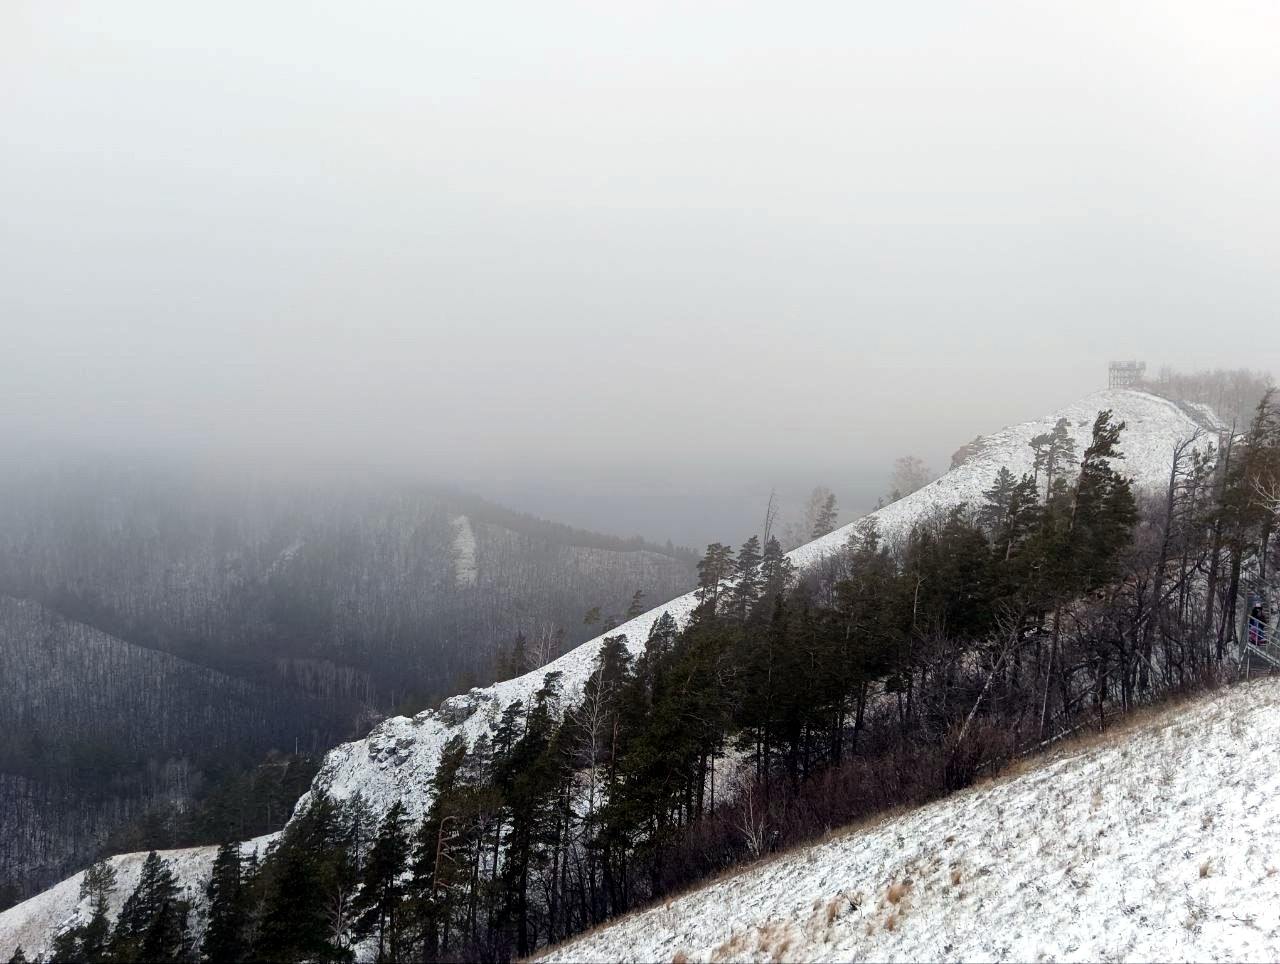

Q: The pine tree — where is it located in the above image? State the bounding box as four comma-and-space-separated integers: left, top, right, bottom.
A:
254, 794, 350, 963
1069, 409, 1137, 592
988, 472, 1041, 562
202, 843, 248, 963
727, 536, 763, 620
625, 590, 647, 620
111, 851, 190, 964
6, 946, 26, 964
496, 673, 563, 956
978, 467, 1017, 534
1213, 389, 1280, 642
811, 492, 839, 539
694, 543, 734, 616
49, 929, 82, 964
408, 737, 469, 960
354, 801, 412, 962
758, 536, 796, 602
491, 701, 525, 762
78, 860, 117, 963
1030, 417, 1077, 497
341, 792, 377, 874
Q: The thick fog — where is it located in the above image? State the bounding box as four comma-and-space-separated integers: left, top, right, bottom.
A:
3, 2, 1278, 546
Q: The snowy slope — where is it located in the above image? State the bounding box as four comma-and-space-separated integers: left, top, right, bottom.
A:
0, 389, 1220, 956
0, 837, 274, 962
545, 677, 1280, 963
298, 390, 1220, 823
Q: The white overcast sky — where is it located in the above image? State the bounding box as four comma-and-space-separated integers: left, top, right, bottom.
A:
2, 2, 1277, 543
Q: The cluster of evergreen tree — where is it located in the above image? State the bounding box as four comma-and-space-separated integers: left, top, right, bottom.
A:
39, 852, 192, 964
103, 753, 321, 857
1, 468, 694, 905
29, 400, 1280, 964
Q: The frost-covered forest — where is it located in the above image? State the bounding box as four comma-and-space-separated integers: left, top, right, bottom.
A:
0, 468, 695, 705
5, 386, 1278, 963
0, 468, 694, 906
0, 596, 343, 911
24, 392, 1275, 964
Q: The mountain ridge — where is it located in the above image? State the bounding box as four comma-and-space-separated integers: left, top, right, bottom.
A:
0, 388, 1226, 960
302, 389, 1222, 824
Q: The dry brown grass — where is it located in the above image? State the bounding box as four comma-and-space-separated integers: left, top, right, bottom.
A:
709, 928, 750, 963
671, 952, 690, 964
886, 880, 912, 905
950, 867, 962, 887
728, 921, 795, 963
825, 897, 842, 924
772, 935, 794, 962
884, 912, 899, 932
1200, 859, 1213, 878
755, 922, 777, 952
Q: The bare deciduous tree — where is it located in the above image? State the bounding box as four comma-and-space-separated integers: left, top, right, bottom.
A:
889, 456, 933, 502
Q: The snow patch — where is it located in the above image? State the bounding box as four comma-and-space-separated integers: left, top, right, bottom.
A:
451, 515, 479, 589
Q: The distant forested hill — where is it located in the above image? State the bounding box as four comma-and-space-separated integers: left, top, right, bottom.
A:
0, 465, 695, 902
0, 596, 345, 906
0, 464, 694, 707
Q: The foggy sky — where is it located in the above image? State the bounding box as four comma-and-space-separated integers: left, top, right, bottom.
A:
3, 2, 1278, 546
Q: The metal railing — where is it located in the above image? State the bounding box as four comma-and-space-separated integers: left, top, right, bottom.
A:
1249, 616, 1270, 647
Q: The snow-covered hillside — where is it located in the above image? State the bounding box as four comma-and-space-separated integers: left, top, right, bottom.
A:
0, 837, 274, 963
545, 677, 1280, 963
0, 388, 1222, 958
301, 389, 1220, 823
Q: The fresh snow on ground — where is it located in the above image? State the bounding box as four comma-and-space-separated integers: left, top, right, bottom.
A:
0, 836, 274, 962
0, 388, 1222, 956
545, 677, 1280, 963
299, 389, 1221, 825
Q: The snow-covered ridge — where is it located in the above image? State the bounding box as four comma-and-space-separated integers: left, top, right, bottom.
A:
546, 676, 1280, 962
302, 390, 1221, 822
296, 386, 1218, 824
0, 389, 1221, 957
